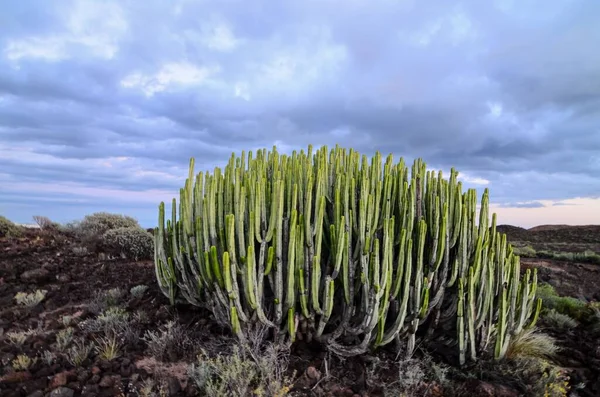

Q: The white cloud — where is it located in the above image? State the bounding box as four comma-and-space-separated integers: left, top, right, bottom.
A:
330, 127, 351, 137
3, 0, 126, 62
403, 9, 477, 47
234, 82, 250, 101
487, 101, 503, 118
200, 20, 239, 52
249, 27, 348, 95
458, 173, 490, 185
4, 37, 67, 61
448, 11, 476, 44
121, 62, 220, 96
409, 20, 443, 47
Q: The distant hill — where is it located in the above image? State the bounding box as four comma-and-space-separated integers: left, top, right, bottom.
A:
497, 224, 600, 245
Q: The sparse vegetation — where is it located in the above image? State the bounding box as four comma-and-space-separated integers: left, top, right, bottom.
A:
32, 215, 59, 230
5, 330, 34, 347
130, 284, 149, 299
55, 327, 74, 351
188, 342, 294, 397
87, 287, 125, 314
71, 245, 88, 256
14, 289, 47, 307
102, 226, 154, 260
373, 354, 449, 396
80, 306, 132, 336
512, 244, 600, 265
67, 212, 148, 257
1, 175, 600, 396
536, 283, 591, 321
94, 333, 122, 361
61, 314, 75, 327
66, 338, 94, 367
75, 212, 141, 237
142, 320, 191, 362
40, 350, 56, 365
542, 309, 578, 331
513, 244, 537, 257
505, 328, 559, 361
12, 354, 37, 371
0, 215, 22, 238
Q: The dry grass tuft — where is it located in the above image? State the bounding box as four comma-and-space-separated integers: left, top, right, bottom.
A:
505, 328, 559, 361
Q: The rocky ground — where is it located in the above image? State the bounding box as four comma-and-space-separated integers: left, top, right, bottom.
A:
1, 227, 599, 396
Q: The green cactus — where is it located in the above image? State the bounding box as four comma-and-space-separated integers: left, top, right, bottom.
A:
154, 145, 541, 363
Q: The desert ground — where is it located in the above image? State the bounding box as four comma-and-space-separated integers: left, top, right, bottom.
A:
1, 221, 599, 397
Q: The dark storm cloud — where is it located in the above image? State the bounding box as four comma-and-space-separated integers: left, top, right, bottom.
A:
0, 0, 599, 226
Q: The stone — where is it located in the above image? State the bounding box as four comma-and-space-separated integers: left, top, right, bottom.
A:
77, 369, 91, 383
56, 274, 70, 283
81, 385, 99, 395
306, 366, 321, 381
26, 391, 44, 397
120, 364, 133, 377
49, 388, 74, 397
20, 268, 50, 283
91, 366, 101, 375
99, 374, 120, 388
50, 371, 75, 388
66, 382, 81, 392
472, 381, 519, 397
166, 377, 182, 396
0, 370, 32, 383
98, 359, 112, 371
24, 378, 48, 394
35, 366, 53, 378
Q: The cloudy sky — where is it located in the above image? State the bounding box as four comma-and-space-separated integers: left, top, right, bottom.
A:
1, 0, 599, 229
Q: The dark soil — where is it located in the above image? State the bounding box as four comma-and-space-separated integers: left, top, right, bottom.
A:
1, 227, 599, 396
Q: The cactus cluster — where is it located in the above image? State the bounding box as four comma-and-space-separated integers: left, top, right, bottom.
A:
154, 145, 541, 363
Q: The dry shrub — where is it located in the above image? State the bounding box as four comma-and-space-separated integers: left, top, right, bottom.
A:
70, 212, 141, 252
78, 212, 141, 236
188, 341, 294, 397
505, 328, 559, 361
467, 356, 571, 397
32, 215, 59, 230
14, 290, 47, 307
102, 226, 154, 260
142, 321, 192, 362
0, 215, 22, 238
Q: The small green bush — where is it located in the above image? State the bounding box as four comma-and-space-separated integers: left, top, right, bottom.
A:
536, 250, 600, 265
513, 245, 537, 257
537, 283, 591, 322
0, 215, 22, 238
102, 226, 154, 260
542, 309, 578, 331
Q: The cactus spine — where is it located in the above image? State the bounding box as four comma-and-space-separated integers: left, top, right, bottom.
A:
154, 145, 541, 362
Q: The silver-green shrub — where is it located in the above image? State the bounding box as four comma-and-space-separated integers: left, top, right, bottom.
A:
76, 212, 140, 238
102, 226, 154, 260
0, 215, 22, 238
